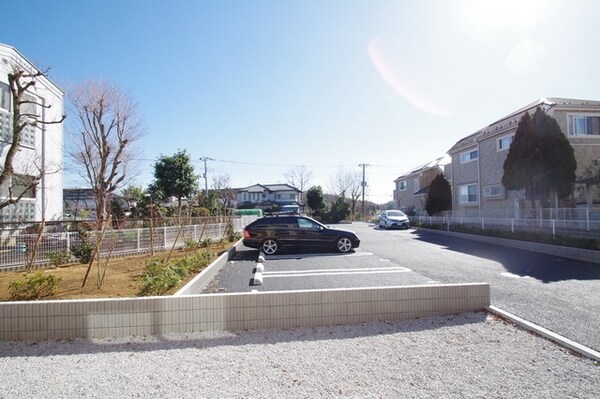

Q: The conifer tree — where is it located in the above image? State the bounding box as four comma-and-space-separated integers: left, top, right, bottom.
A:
502, 107, 576, 207
425, 173, 451, 216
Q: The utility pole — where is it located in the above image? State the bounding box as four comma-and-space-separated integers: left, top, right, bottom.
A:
199, 157, 213, 197
359, 163, 369, 220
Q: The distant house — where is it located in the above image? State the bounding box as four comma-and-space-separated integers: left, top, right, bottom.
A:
236, 184, 303, 213
393, 156, 450, 214
0, 43, 64, 223
448, 97, 600, 215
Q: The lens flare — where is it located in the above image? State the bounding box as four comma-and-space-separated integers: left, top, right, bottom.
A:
368, 36, 452, 117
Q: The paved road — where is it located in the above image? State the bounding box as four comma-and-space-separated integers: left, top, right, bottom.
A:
206, 222, 600, 352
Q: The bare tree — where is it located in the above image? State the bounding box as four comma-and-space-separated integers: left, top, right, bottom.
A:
66, 80, 144, 227
284, 165, 312, 208
0, 66, 65, 211
212, 173, 235, 215
329, 168, 362, 219
284, 165, 313, 191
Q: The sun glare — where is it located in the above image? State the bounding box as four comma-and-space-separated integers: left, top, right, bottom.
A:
461, 0, 543, 29
367, 37, 452, 117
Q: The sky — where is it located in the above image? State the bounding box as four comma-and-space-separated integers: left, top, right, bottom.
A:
2, 0, 600, 204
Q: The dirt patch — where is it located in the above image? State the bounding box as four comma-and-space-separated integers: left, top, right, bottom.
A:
0, 243, 231, 301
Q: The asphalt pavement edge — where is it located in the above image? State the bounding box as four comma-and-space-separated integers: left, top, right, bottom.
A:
487, 305, 600, 362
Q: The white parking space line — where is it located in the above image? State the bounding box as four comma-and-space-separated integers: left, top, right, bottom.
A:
499, 272, 531, 279
263, 266, 411, 278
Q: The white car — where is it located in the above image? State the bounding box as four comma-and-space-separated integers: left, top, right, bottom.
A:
379, 210, 410, 230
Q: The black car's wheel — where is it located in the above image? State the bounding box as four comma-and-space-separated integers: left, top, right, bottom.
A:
336, 237, 353, 253
261, 239, 279, 255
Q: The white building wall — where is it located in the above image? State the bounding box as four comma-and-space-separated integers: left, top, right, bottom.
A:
0, 44, 64, 222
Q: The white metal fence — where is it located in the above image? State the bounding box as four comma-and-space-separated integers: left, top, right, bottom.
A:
0, 216, 257, 271
411, 208, 600, 240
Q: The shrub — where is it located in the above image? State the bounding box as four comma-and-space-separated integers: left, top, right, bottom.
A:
48, 250, 71, 267
9, 271, 61, 300
224, 221, 236, 242
71, 227, 95, 263
200, 238, 213, 248
415, 222, 600, 251
139, 259, 181, 296
184, 238, 199, 251
171, 251, 214, 276
229, 232, 242, 242
71, 242, 94, 263
139, 251, 215, 296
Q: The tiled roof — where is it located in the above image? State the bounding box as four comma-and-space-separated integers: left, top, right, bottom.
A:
237, 183, 301, 193
448, 97, 600, 154
394, 155, 450, 181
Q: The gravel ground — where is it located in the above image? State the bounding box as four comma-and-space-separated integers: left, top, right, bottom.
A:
0, 312, 598, 398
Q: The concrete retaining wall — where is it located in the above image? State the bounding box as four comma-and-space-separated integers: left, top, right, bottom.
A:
175, 239, 245, 296
422, 228, 600, 264
0, 283, 489, 341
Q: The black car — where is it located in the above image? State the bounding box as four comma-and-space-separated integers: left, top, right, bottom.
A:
242, 215, 360, 255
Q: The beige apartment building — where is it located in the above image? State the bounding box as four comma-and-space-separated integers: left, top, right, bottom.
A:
448, 97, 600, 216
393, 156, 450, 214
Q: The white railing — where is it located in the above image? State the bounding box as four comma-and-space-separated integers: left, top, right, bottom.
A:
0, 216, 257, 270
411, 209, 600, 240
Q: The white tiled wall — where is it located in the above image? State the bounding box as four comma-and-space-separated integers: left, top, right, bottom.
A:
0, 283, 490, 341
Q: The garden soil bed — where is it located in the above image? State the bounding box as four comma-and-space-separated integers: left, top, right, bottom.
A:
0, 243, 231, 301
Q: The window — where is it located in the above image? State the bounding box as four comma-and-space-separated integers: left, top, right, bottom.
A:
0, 82, 9, 111
0, 174, 36, 199
0, 82, 11, 142
20, 94, 36, 148
460, 149, 478, 163
398, 180, 407, 191
459, 183, 478, 204
483, 184, 503, 198
298, 218, 319, 230
0, 88, 36, 146
568, 114, 600, 136
413, 179, 420, 193
289, 194, 295, 199
12, 175, 35, 199
497, 134, 514, 151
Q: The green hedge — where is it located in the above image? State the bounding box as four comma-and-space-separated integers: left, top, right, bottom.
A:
414, 222, 600, 251
234, 209, 263, 217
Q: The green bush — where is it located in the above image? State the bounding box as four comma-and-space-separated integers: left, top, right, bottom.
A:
184, 238, 199, 250
48, 250, 71, 267
71, 242, 94, 263
415, 222, 600, 251
139, 259, 181, 296
139, 251, 215, 296
9, 271, 61, 300
229, 231, 242, 242
48, 251, 71, 267
200, 238, 213, 248
171, 251, 214, 276
71, 228, 95, 263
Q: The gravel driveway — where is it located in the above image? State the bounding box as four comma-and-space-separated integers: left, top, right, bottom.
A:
1, 312, 598, 398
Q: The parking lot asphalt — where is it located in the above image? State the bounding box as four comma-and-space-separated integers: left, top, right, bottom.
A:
203, 245, 436, 293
